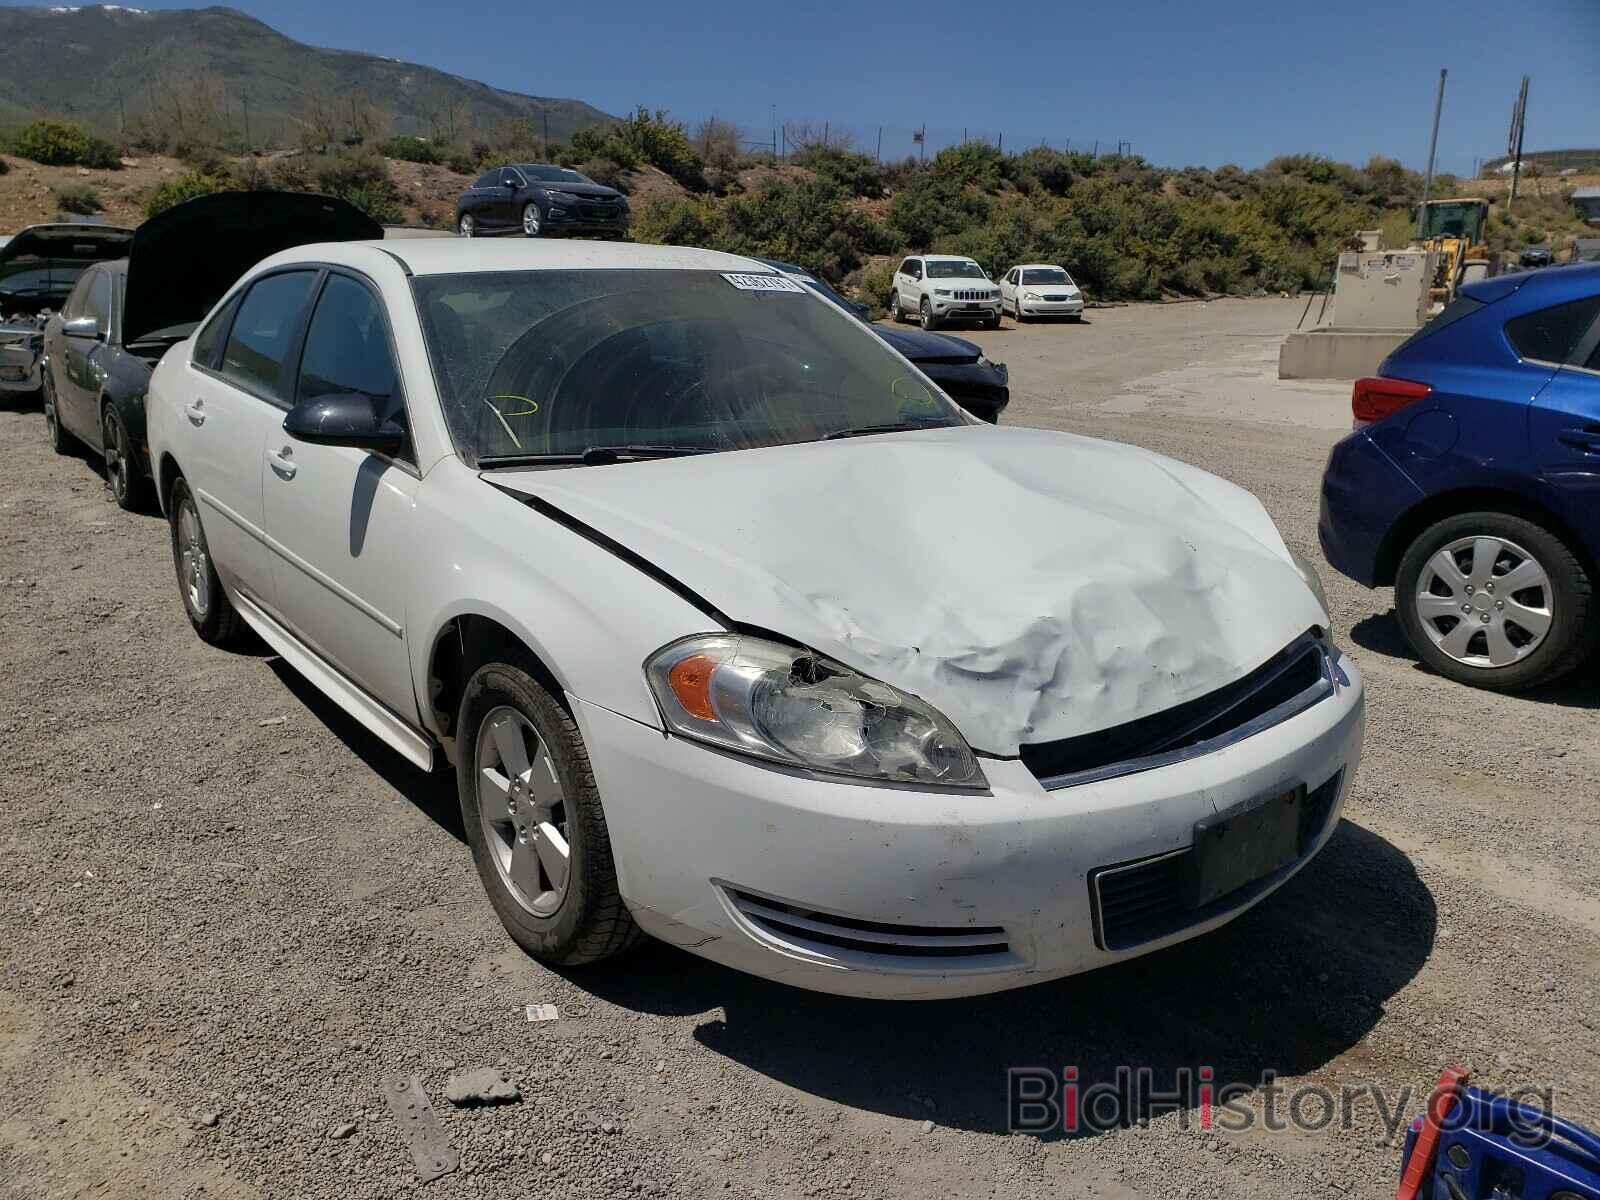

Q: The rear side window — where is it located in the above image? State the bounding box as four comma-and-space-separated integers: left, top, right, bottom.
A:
1390, 295, 1483, 355
1505, 295, 1600, 364
220, 270, 317, 403
192, 293, 240, 369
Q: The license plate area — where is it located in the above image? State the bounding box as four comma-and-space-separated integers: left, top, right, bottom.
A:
1182, 785, 1303, 908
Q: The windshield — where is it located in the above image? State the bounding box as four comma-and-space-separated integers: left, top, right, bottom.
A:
413, 269, 967, 464
925, 260, 986, 280
522, 165, 591, 185
1021, 268, 1072, 286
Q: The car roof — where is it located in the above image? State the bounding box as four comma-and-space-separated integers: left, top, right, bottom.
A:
918, 254, 979, 262
256, 239, 776, 279
1462, 261, 1600, 308
1014, 263, 1068, 270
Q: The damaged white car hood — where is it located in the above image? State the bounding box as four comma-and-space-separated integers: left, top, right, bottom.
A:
491, 425, 1326, 756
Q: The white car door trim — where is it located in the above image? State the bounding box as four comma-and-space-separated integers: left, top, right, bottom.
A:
229, 586, 433, 770
197, 482, 404, 637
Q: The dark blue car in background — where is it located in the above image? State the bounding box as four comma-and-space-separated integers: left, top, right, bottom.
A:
1320, 263, 1600, 690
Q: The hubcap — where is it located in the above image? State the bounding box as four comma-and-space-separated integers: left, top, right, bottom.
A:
1415, 534, 1553, 668
177, 498, 210, 618
475, 707, 570, 917
523, 206, 540, 236
104, 413, 126, 499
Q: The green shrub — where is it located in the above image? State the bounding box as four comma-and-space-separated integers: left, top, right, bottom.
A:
51, 183, 102, 215
145, 170, 233, 218
571, 108, 703, 188
12, 120, 121, 169
378, 135, 442, 164
271, 151, 405, 223
791, 146, 885, 198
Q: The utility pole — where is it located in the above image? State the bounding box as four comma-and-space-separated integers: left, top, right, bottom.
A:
770, 104, 777, 161
242, 91, 250, 150
875, 125, 882, 163
542, 109, 549, 157
997, 131, 1003, 153
1416, 68, 1447, 240
1507, 75, 1529, 214
117, 91, 126, 134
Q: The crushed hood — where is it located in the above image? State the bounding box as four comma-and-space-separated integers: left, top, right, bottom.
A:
491, 425, 1325, 756
122, 191, 381, 345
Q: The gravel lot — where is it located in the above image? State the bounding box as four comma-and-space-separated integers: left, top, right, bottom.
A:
2, 296, 1597, 1200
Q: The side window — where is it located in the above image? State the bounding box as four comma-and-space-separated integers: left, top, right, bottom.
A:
1505, 296, 1600, 364
84, 270, 112, 337
908, 260, 923, 280
220, 270, 318, 404
473, 171, 497, 188
192, 292, 240, 370
296, 274, 410, 462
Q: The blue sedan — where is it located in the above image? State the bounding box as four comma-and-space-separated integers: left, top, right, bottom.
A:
1319, 264, 1600, 690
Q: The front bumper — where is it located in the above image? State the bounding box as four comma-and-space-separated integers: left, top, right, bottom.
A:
575, 653, 1364, 999
544, 205, 629, 237
1019, 296, 1084, 317
920, 361, 1009, 423
930, 298, 1001, 321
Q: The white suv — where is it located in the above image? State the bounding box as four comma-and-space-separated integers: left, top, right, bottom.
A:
890, 255, 1001, 330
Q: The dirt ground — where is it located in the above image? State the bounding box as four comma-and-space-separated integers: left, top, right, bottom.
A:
1, 297, 1597, 1200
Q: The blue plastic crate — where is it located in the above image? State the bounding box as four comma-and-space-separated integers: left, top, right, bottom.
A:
1400, 1086, 1600, 1199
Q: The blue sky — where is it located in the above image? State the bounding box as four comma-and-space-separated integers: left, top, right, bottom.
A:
13, 0, 1599, 172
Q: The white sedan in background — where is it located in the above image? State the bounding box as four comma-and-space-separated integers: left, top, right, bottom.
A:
1000, 263, 1085, 321
146, 239, 1361, 999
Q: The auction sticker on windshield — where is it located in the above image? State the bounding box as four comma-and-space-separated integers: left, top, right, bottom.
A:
721, 273, 805, 293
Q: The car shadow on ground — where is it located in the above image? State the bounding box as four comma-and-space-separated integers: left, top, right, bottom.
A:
264, 657, 465, 842
566, 819, 1434, 1139
1350, 610, 1600, 709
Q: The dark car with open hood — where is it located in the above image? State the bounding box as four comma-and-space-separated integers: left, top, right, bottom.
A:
455, 163, 629, 239
40, 191, 380, 509
0, 222, 134, 400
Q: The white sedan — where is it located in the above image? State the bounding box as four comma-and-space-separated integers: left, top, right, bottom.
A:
146, 239, 1362, 999
1000, 263, 1085, 321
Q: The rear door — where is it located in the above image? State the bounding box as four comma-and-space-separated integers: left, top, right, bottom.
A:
261, 269, 421, 720
184, 268, 321, 613
1523, 296, 1600, 549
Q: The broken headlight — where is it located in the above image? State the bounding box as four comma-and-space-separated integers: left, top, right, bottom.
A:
646, 634, 984, 789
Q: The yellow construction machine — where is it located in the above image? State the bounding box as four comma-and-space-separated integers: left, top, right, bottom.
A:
1412, 197, 1492, 308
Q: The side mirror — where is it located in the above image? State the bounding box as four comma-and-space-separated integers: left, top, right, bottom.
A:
62, 315, 101, 340
284, 393, 405, 455
501, 175, 518, 189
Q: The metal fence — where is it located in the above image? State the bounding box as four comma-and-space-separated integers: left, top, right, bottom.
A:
722, 115, 1132, 164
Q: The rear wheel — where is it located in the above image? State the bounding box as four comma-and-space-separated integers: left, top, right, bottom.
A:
168, 475, 244, 646
1395, 511, 1596, 690
891, 291, 906, 322
457, 661, 640, 965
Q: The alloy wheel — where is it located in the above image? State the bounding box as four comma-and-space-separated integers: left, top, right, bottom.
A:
103, 409, 128, 503
522, 205, 541, 237
1413, 534, 1553, 668
176, 495, 210, 620
458, 214, 475, 238
475, 706, 570, 917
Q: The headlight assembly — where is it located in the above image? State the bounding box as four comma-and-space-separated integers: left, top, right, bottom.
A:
646, 634, 985, 789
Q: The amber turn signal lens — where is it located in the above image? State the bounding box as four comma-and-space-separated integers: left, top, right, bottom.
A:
667, 653, 719, 722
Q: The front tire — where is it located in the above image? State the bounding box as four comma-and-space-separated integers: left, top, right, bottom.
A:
43, 371, 69, 454
458, 213, 476, 238
168, 475, 244, 646
102, 405, 148, 512
1395, 511, 1596, 690
457, 661, 639, 965
920, 298, 940, 331
522, 204, 542, 238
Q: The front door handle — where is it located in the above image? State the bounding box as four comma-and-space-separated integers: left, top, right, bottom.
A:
1558, 425, 1600, 453
185, 399, 206, 426
267, 445, 297, 479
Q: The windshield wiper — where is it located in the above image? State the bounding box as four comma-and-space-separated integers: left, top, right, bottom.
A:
480, 445, 715, 468
821, 421, 944, 441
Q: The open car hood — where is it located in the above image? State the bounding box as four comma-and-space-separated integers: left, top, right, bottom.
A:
490, 424, 1325, 756
0, 223, 134, 317
122, 191, 382, 345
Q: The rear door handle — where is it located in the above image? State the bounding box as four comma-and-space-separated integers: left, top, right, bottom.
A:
184, 399, 205, 426
267, 445, 297, 479
1557, 425, 1600, 453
